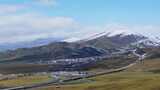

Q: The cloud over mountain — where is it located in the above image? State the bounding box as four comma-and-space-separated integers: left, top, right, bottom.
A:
0, 13, 78, 43
0, 0, 159, 44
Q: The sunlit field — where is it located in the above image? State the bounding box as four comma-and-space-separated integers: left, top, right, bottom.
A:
35, 58, 160, 90
0, 74, 52, 88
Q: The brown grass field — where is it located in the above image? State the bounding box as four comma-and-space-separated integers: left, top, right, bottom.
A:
34, 58, 160, 90
0, 74, 52, 88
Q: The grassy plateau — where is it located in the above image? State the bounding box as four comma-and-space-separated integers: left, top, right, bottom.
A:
0, 74, 52, 88
34, 58, 160, 90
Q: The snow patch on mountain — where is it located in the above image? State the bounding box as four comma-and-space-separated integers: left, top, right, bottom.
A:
63, 37, 81, 42
153, 37, 160, 43
81, 32, 107, 41
64, 29, 160, 47
65, 29, 137, 42
131, 37, 160, 47
106, 30, 137, 37
79, 30, 137, 42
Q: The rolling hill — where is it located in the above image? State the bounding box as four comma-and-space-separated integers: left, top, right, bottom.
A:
0, 30, 159, 65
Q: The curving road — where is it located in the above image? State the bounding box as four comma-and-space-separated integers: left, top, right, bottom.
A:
3, 50, 145, 90
3, 63, 138, 90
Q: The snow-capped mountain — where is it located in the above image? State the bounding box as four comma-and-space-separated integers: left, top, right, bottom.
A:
77, 30, 160, 50
106, 30, 137, 37
132, 38, 160, 47
0, 29, 159, 66
1, 29, 159, 57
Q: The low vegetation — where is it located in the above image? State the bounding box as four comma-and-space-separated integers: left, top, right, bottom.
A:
35, 58, 160, 90
126, 58, 160, 72
0, 74, 52, 87
35, 72, 160, 90
0, 57, 160, 90
0, 64, 52, 74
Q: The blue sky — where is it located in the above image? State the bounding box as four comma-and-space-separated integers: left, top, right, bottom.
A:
0, 0, 159, 43
1, 0, 159, 25
53, 0, 160, 25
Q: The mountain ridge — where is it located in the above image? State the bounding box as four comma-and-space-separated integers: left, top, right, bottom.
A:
0, 30, 159, 63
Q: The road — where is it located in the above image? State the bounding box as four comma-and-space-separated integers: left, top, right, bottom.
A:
3, 50, 145, 90
3, 62, 138, 90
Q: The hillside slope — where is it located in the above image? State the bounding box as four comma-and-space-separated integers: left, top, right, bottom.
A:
36, 57, 160, 90
0, 42, 106, 62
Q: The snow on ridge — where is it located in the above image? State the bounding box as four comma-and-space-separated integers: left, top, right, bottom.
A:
152, 37, 160, 43
63, 32, 107, 42
84, 29, 138, 41
64, 30, 140, 42
106, 29, 138, 37
63, 37, 81, 42
64, 29, 160, 44
132, 37, 160, 47
83, 32, 107, 41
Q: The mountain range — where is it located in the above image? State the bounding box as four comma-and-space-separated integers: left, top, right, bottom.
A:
0, 37, 64, 52
0, 30, 160, 63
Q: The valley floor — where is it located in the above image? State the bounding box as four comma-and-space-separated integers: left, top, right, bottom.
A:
0, 73, 52, 89
34, 72, 160, 90
33, 58, 160, 90
1, 58, 160, 90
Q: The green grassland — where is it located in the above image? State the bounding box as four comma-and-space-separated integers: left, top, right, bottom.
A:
0, 58, 160, 90
35, 58, 160, 90
0, 64, 53, 74
0, 74, 52, 88
126, 58, 160, 72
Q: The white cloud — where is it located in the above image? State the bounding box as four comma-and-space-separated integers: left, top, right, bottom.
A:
0, 11, 159, 44
0, 0, 58, 15
0, 4, 25, 14
0, 13, 78, 43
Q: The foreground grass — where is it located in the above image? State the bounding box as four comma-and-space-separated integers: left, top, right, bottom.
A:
0, 74, 52, 87
35, 72, 160, 90
36, 58, 160, 90
1, 58, 160, 90
126, 58, 160, 72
